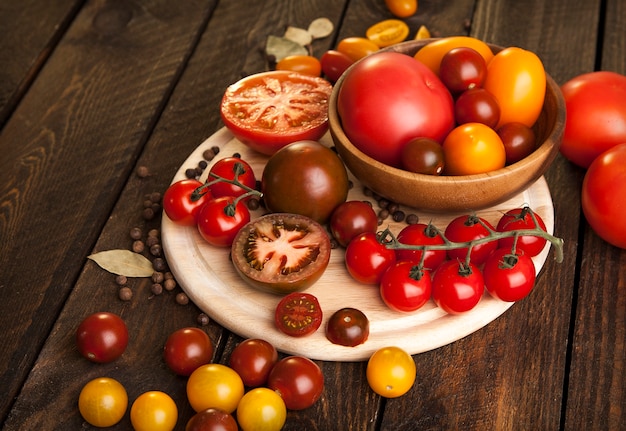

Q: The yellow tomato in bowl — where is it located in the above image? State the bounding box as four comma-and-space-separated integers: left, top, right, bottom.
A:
483, 47, 546, 128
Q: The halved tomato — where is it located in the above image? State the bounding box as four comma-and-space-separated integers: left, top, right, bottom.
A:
220, 71, 332, 156
274, 292, 323, 337
230, 213, 331, 294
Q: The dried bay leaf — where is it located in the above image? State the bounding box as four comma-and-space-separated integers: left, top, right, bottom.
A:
88, 249, 154, 277
266, 35, 308, 61
308, 17, 334, 39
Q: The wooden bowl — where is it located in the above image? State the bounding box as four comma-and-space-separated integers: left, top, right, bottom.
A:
328, 40, 565, 212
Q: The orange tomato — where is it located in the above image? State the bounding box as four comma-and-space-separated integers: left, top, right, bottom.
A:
336, 37, 380, 62
130, 391, 178, 431
385, 0, 418, 18
413, 36, 494, 76
366, 19, 409, 47
187, 364, 244, 413
483, 47, 546, 128
442, 123, 506, 175
366, 346, 416, 398
78, 377, 128, 427
275, 55, 322, 77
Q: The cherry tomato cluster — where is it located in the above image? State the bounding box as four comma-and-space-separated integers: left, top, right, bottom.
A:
163, 157, 257, 247
340, 206, 551, 314
74, 309, 324, 430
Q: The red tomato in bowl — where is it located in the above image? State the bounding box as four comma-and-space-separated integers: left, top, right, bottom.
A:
581, 143, 626, 249
560, 71, 626, 168
220, 71, 332, 156
337, 52, 455, 167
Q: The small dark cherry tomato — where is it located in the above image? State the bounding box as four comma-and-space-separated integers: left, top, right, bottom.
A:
76, 312, 129, 363
207, 157, 257, 200
439, 47, 487, 93
497, 122, 537, 164
274, 292, 323, 337
228, 339, 278, 387
163, 327, 214, 376
320, 50, 354, 83
345, 232, 396, 285
395, 222, 447, 271
431, 260, 484, 314
400, 137, 445, 175
185, 407, 238, 431
454, 88, 501, 128
445, 214, 498, 265
380, 261, 432, 312
483, 247, 536, 302
330, 200, 378, 247
196, 196, 250, 247
326, 307, 370, 347
496, 207, 547, 257
267, 356, 324, 410
163, 179, 211, 226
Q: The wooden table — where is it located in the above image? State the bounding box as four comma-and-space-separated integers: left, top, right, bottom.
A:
1, 1, 625, 429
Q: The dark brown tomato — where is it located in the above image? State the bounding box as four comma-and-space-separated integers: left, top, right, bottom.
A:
261, 140, 349, 224
497, 122, 537, 164
325, 307, 369, 347
400, 137, 445, 175
231, 213, 331, 294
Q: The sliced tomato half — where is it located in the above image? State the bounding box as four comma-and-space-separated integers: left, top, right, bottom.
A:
220, 71, 333, 155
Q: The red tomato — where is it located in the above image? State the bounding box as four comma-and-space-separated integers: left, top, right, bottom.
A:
483, 248, 536, 302
444, 214, 498, 265
320, 50, 354, 83
228, 339, 278, 388
274, 292, 323, 337
581, 143, 626, 248
220, 71, 332, 155
267, 356, 324, 410
163, 179, 210, 226
196, 196, 250, 247
345, 232, 396, 285
76, 312, 128, 363
560, 71, 626, 168
439, 47, 487, 94
163, 327, 214, 376
379, 261, 432, 312
186, 408, 238, 431
325, 307, 370, 347
329, 200, 378, 247
454, 88, 501, 129
337, 52, 454, 167
431, 260, 484, 314
395, 223, 447, 271
207, 157, 256, 200
496, 207, 547, 257
497, 122, 537, 165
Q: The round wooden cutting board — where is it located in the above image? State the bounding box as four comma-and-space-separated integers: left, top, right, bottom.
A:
161, 128, 555, 362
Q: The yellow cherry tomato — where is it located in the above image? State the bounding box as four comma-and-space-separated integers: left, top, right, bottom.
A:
366, 19, 409, 47
187, 363, 244, 413
130, 391, 178, 431
442, 123, 506, 175
385, 0, 418, 18
414, 36, 494, 76
483, 46, 546, 128
366, 346, 416, 398
275, 55, 322, 77
237, 388, 287, 431
337, 37, 380, 62
78, 377, 128, 428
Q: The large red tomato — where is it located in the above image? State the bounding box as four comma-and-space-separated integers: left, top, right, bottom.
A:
337, 52, 454, 167
581, 143, 626, 249
560, 71, 626, 168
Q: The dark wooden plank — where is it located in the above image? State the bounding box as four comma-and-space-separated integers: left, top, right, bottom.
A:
564, 0, 626, 428
0, 0, 83, 126
375, 0, 596, 428
0, 0, 216, 424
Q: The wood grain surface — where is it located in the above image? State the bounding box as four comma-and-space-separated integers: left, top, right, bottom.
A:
1, 0, 624, 429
